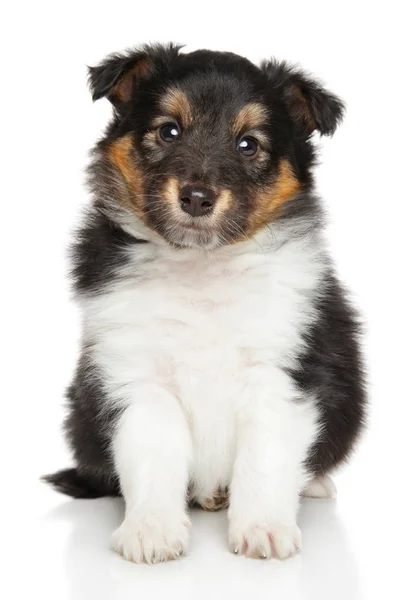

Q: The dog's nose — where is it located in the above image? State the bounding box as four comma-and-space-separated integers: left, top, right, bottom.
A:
180, 185, 216, 217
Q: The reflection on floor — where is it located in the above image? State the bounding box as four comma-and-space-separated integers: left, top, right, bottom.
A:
41, 495, 361, 600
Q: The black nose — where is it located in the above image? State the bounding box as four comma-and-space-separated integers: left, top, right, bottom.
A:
180, 185, 216, 217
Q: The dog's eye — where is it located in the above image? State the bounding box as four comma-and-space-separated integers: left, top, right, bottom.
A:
158, 123, 180, 143
237, 137, 259, 157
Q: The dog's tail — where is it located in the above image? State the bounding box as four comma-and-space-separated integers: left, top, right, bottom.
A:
42, 468, 120, 499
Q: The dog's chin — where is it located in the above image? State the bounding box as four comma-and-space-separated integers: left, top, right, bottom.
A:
165, 222, 222, 250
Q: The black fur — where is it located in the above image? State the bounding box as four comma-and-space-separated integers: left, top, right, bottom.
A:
88, 43, 182, 104
42, 468, 119, 499
262, 59, 345, 136
44, 43, 365, 500
71, 207, 147, 296
291, 272, 366, 473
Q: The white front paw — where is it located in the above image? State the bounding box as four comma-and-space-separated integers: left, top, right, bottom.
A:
112, 510, 190, 564
229, 518, 301, 560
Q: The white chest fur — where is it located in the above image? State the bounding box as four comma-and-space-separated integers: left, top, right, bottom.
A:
82, 232, 325, 501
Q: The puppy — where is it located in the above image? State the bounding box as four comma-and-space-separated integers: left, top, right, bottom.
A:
44, 44, 366, 563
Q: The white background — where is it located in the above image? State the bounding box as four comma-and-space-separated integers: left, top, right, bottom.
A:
2, 1, 399, 598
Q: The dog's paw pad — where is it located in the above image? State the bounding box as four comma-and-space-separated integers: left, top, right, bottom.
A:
201, 487, 230, 511
112, 512, 190, 564
229, 521, 301, 560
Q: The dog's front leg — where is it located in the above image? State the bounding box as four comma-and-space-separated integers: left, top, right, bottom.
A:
228, 366, 318, 559
111, 383, 192, 563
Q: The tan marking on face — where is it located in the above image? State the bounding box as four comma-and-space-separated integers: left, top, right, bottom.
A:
142, 129, 158, 151
245, 159, 302, 237
162, 176, 180, 208
160, 88, 193, 128
266, 159, 302, 213
231, 103, 269, 137
111, 58, 152, 104
151, 116, 176, 128
212, 189, 234, 219
107, 135, 145, 217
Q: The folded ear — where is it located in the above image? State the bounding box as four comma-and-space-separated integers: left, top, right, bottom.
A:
88, 44, 181, 111
262, 59, 345, 136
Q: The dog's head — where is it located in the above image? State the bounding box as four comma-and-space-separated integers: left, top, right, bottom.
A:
88, 44, 344, 249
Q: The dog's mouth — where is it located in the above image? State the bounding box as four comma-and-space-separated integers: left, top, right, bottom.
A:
161, 215, 222, 249
144, 183, 237, 249
180, 220, 211, 231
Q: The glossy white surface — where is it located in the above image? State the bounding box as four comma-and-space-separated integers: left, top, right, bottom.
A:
5, 454, 398, 600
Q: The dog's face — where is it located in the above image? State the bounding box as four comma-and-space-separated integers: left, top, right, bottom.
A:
89, 45, 344, 249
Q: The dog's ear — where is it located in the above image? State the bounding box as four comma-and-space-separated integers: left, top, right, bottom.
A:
262, 59, 345, 136
88, 50, 151, 109
88, 44, 181, 112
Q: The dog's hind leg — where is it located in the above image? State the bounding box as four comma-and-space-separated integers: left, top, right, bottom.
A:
302, 475, 337, 499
